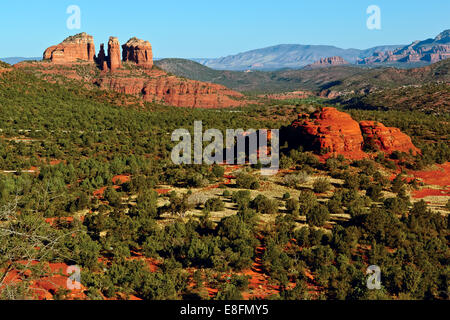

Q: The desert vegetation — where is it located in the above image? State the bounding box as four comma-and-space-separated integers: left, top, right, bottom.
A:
0, 64, 448, 301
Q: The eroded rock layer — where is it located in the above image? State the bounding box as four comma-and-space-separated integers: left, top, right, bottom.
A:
94, 69, 244, 108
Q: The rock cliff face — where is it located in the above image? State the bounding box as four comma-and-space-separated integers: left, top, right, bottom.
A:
359, 121, 420, 155
122, 37, 153, 68
359, 29, 450, 65
94, 69, 245, 108
287, 107, 420, 159
107, 37, 122, 71
308, 56, 349, 68
43, 33, 95, 63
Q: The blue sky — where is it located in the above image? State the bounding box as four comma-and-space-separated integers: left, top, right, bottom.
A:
0, 0, 448, 58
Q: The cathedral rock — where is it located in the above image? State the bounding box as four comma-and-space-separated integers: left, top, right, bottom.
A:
43, 33, 95, 63
122, 37, 153, 68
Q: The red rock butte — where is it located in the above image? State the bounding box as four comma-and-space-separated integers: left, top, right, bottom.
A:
309, 56, 349, 68
289, 107, 420, 159
122, 37, 153, 68
43, 32, 96, 63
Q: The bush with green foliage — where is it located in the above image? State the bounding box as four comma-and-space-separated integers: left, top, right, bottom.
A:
306, 204, 330, 227
313, 178, 331, 193
235, 172, 260, 190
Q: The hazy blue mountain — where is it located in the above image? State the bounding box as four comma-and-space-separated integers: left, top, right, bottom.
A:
192, 44, 403, 71
0, 57, 41, 65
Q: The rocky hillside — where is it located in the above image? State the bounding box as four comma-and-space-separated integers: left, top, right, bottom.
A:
156, 57, 449, 96
338, 82, 450, 114
319, 58, 450, 97
0, 61, 12, 74
156, 58, 367, 93
359, 29, 450, 66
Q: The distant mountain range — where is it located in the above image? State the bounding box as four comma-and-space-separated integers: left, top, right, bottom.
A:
192, 44, 403, 71
193, 30, 449, 71
358, 29, 450, 66
0, 57, 41, 65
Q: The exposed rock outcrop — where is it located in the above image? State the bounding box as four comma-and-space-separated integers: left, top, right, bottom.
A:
308, 56, 349, 68
107, 37, 122, 71
43, 33, 95, 63
94, 69, 245, 108
290, 107, 366, 158
359, 121, 420, 155
359, 29, 450, 65
122, 37, 153, 68
287, 107, 420, 159
96, 44, 108, 71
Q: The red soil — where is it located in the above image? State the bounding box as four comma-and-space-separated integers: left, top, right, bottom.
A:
93, 185, 120, 198
45, 216, 80, 226
410, 162, 450, 187
240, 246, 293, 300
112, 174, 131, 185
156, 189, 171, 195
49, 159, 65, 166
412, 188, 450, 199
0, 261, 86, 300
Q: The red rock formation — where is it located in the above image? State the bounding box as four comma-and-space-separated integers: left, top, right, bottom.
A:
28, 34, 250, 108
122, 37, 153, 68
43, 33, 95, 63
95, 69, 245, 108
288, 107, 420, 159
107, 37, 122, 71
291, 107, 366, 158
309, 56, 349, 68
359, 121, 420, 155
96, 43, 108, 71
